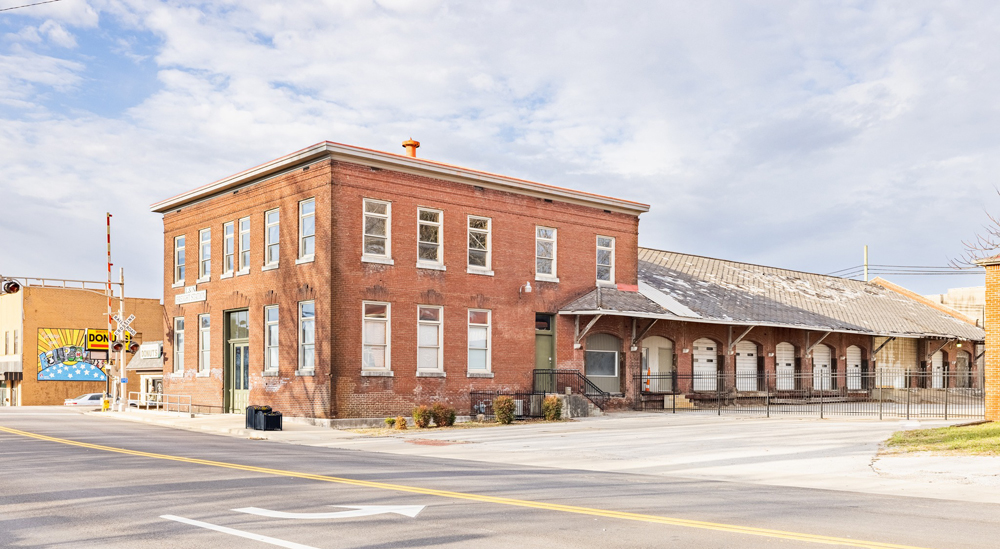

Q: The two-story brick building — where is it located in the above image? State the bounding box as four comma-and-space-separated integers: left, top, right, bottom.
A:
151, 140, 649, 418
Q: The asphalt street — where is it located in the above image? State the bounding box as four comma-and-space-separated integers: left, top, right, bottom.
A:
1, 407, 997, 549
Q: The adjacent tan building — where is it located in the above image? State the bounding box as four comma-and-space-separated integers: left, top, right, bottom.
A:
0, 281, 163, 406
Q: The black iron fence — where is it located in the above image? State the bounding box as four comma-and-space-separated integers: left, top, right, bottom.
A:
532, 369, 610, 410
470, 390, 543, 421
633, 371, 984, 419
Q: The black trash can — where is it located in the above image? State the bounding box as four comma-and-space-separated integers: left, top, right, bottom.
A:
261, 411, 282, 431
246, 405, 272, 430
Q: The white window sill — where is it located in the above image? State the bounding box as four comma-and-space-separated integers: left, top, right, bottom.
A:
169, 372, 184, 378
196, 371, 210, 378
171, 281, 185, 289
196, 276, 211, 284
416, 262, 446, 271
362, 255, 394, 266
361, 370, 394, 377
295, 256, 315, 265
295, 369, 315, 377
235, 268, 250, 277
416, 371, 446, 377
262, 370, 279, 377
467, 267, 494, 276
467, 372, 494, 378
535, 275, 560, 283
596, 281, 616, 288
261, 263, 279, 272
220, 272, 234, 280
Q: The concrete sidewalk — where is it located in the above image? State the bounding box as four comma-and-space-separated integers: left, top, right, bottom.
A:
92, 408, 1000, 504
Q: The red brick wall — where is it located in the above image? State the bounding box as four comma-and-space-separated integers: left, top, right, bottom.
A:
161, 161, 333, 417
160, 157, 641, 418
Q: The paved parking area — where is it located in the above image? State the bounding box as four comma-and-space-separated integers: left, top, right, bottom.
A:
88, 407, 1000, 504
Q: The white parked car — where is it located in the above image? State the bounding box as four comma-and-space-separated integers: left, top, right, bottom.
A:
64, 393, 104, 406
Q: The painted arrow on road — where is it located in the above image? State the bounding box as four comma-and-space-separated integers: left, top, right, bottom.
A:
233, 505, 425, 520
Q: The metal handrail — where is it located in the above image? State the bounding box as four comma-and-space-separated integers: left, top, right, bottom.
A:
532, 369, 611, 410
127, 391, 191, 414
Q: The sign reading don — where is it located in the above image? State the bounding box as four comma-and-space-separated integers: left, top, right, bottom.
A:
85, 329, 129, 351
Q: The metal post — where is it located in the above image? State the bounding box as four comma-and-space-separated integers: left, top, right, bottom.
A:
717, 372, 722, 416
672, 391, 676, 414
820, 382, 824, 419
944, 384, 949, 421
766, 370, 770, 418
878, 374, 883, 420
116, 268, 125, 412
906, 386, 910, 420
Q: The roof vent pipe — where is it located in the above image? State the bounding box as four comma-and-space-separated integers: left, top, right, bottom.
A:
402, 138, 420, 158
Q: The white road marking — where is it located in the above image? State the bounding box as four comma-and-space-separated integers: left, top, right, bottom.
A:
233, 505, 425, 520
160, 515, 319, 549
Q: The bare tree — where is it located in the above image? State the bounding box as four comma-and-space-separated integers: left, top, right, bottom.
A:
952, 190, 1000, 268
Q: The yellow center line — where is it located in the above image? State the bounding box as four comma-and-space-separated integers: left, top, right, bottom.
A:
1, 425, 931, 549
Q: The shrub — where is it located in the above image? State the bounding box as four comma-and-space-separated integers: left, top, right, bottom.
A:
412, 405, 432, 428
384, 417, 396, 427
394, 415, 407, 430
493, 395, 515, 425
431, 403, 457, 427
542, 395, 562, 421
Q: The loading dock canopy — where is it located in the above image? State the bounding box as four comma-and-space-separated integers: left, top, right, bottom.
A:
559, 248, 985, 341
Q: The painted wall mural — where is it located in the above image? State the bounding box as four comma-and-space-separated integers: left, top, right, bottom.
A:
37, 328, 107, 382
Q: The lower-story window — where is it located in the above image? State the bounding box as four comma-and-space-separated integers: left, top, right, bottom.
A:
298, 301, 314, 372
363, 302, 390, 371
198, 314, 210, 373
467, 309, 491, 372
265, 305, 278, 372
173, 317, 185, 373
417, 306, 442, 372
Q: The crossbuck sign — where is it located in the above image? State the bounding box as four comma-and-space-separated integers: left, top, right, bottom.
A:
112, 313, 136, 341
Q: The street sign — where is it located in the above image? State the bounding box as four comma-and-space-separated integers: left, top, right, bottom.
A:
112, 313, 137, 340
121, 378, 128, 384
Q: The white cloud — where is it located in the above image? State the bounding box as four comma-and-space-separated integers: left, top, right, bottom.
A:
0, 1, 997, 295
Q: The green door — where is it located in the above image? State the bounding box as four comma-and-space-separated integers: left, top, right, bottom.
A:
534, 314, 555, 392
224, 310, 250, 413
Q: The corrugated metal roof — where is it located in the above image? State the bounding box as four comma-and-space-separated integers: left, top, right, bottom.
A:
560, 248, 985, 341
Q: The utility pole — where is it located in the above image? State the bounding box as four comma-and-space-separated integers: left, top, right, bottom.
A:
864, 245, 869, 282
106, 213, 113, 407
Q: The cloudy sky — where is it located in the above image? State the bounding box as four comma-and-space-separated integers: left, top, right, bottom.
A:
1, 0, 995, 298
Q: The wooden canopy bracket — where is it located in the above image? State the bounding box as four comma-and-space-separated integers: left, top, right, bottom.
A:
631, 319, 659, 350
728, 325, 756, 354
574, 314, 603, 349
806, 331, 832, 355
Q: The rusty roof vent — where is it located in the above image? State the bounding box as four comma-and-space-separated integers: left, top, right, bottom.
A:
402, 138, 420, 158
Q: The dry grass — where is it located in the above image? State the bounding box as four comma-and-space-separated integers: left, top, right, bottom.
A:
884, 422, 1000, 455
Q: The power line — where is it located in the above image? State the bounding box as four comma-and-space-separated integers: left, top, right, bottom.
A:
0, 0, 63, 13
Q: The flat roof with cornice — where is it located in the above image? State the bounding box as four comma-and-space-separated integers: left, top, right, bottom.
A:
150, 141, 651, 215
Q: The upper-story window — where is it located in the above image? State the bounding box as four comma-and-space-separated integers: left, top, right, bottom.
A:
223, 221, 235, 275
536, 226, 557, 280
174, 236, 186, 284
238, 217, 250, 273
596, 235, 615, 284
467, 216, 492, 274
299, 198, 315, 261
264, 209, 279, 267
363, 199, 391, 260
417, 208, 442, 267
198, 229, 210, 281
